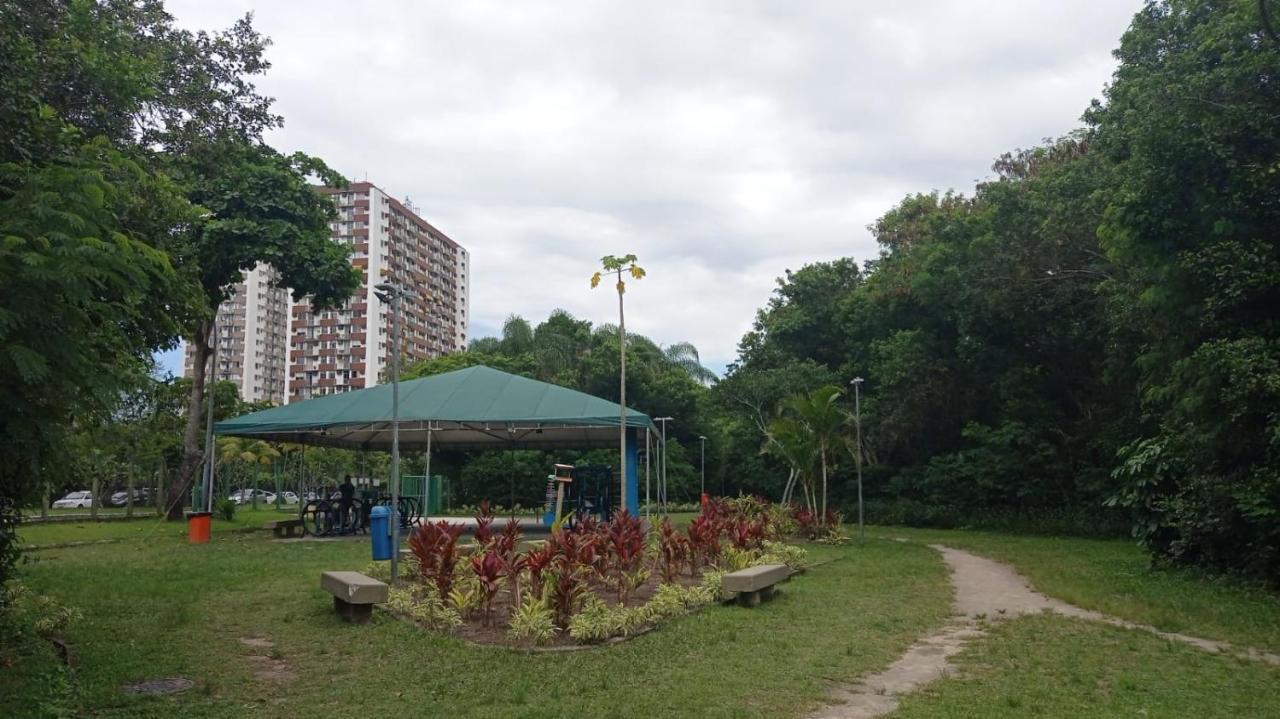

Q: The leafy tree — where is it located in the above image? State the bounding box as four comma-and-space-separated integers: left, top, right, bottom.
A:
1088, 0, 1280, 577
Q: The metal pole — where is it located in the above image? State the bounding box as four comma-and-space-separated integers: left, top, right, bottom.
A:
853, 377, 865, 541
657, 417, 670, 514
203, 317, 219, 513
424, 424, 433, 521
644, 427, 651, 521
389, 289, 403, 584
699, 435, 706, 496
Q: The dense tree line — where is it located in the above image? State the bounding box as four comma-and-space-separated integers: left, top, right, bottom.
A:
0, 1, 357, 589
403, 311, 717, 507
715, 0, 1280, 581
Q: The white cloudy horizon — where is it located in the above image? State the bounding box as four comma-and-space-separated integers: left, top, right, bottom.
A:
156, 0, 1145, 377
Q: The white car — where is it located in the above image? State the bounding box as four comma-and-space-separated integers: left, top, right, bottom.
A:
228, 489, 276, 505
280, 491, 300, 505
53, 491, 93, 509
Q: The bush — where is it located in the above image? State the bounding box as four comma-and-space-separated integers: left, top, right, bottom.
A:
386, 587, 461, 630
214, 498, 236, 521
507, 595, 557, 646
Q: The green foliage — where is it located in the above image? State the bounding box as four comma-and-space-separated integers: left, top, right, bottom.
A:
386, 586, 462, 631
714, 3, 1280, 582
213, 498, 236, 522
506, 594, 557, 646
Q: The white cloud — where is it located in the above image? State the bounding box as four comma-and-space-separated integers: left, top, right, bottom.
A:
164, 0, 1144, 373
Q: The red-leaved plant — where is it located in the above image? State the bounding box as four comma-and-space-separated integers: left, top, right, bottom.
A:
686, 513, 721, 572
408, 520, 466, 598
656, 516, 689, 582
469, 548, 506, 626
603, 511, 647, 604
543, 527, 598, 628
524, 544, 553, 600
474, 499, 496, 545
792, 504, 821, 540
494, 519, 526, 604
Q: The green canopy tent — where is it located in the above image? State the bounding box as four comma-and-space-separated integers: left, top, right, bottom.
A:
214, 365, 654, 514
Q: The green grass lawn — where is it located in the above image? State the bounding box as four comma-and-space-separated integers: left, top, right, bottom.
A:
6, 523, 951, 718
892, 614, 1280, 718
869, 526, 1280, 652
7, 520, 1280, 718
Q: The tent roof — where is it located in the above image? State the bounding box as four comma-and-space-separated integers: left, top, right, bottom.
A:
213, 365, 654, 450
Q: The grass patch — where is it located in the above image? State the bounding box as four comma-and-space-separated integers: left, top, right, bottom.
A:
871, 526, 1280, 652
18, 507, 297, 547
893, 613, 1280, 718
5, 528, 950, 718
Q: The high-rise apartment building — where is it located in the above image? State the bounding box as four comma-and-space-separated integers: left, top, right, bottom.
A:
287, 182, 470, 402
183, 181, 470, 405
181, 263, 291, 405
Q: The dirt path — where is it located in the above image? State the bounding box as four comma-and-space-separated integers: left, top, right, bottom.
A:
809, 544, 1280, 719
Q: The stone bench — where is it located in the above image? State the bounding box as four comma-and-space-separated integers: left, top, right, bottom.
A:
722, 563, 791, 607
264, 519, 303, 539
321, 571, 388, 624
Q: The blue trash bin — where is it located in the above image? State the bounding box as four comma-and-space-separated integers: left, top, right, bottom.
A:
370, 505, 392, 560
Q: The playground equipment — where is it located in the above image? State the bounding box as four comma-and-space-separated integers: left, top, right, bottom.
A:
542, 463, 615, 527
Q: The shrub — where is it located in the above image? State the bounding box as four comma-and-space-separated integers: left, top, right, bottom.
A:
447, 577, 482, 620
543, 528, 598, 628
507, 594, 557, 646
408, 520, 466, 598
473, 499, 495, 545
567, 596, 650, 642
686, 513, 721, 571
603, 511, 648, 604
759, 541, 809, 570
469, 549, 506, 626
214, 498, 236, 522
387, 587, 462, 630
655, 517, 689, 582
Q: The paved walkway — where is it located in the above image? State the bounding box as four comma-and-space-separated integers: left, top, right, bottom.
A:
809, 544, 1280, 719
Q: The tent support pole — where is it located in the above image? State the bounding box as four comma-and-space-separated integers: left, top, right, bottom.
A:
644, 427, 651, 522
423, 425, 432, 521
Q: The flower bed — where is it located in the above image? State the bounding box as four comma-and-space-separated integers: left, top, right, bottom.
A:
367, 498, 812, 648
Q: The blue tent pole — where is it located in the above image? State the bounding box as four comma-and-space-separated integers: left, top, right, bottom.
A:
625, 427, 639, 516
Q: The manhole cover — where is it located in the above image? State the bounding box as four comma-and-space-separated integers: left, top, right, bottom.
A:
122, 677, 195, 695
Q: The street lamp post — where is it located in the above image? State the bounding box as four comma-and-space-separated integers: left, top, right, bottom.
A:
376, 282, 407, 583
698, 435, 707, 500
851, 377, 865, 541
655, 417, 673, 514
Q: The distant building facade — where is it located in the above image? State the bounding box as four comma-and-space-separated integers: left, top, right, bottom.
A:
181, 263, 291, 405
288, 182, 469, 402
183, 181, 470, 405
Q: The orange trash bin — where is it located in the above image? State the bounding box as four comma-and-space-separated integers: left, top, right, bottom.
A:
186, 511, 212, 544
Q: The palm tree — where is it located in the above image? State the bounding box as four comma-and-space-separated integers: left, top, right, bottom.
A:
592, 254, 646, 514
500, 314, 534, 355
784, 386, 850, 522
765, 416, 817, 511
662, 342, 718, 385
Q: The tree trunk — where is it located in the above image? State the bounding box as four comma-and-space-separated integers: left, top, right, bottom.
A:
170, 321, 212, 520
819, 447, 828, 524
616, 271, 627, 517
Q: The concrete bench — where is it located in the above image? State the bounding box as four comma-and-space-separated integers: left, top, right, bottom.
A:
722, 563, 791, 607
321, 571, 388, 623
264, 519, 303, 539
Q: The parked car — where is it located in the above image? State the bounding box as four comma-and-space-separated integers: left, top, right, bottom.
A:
280, 491, 300, 505
228, 489, 276, 505
52, 491, 93, 509
109, 488, 151, 507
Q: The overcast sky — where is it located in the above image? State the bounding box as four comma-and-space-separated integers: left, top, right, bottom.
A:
158, 0, 1144, 376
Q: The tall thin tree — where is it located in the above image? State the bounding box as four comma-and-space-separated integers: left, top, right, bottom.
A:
591, 254, 645, 514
